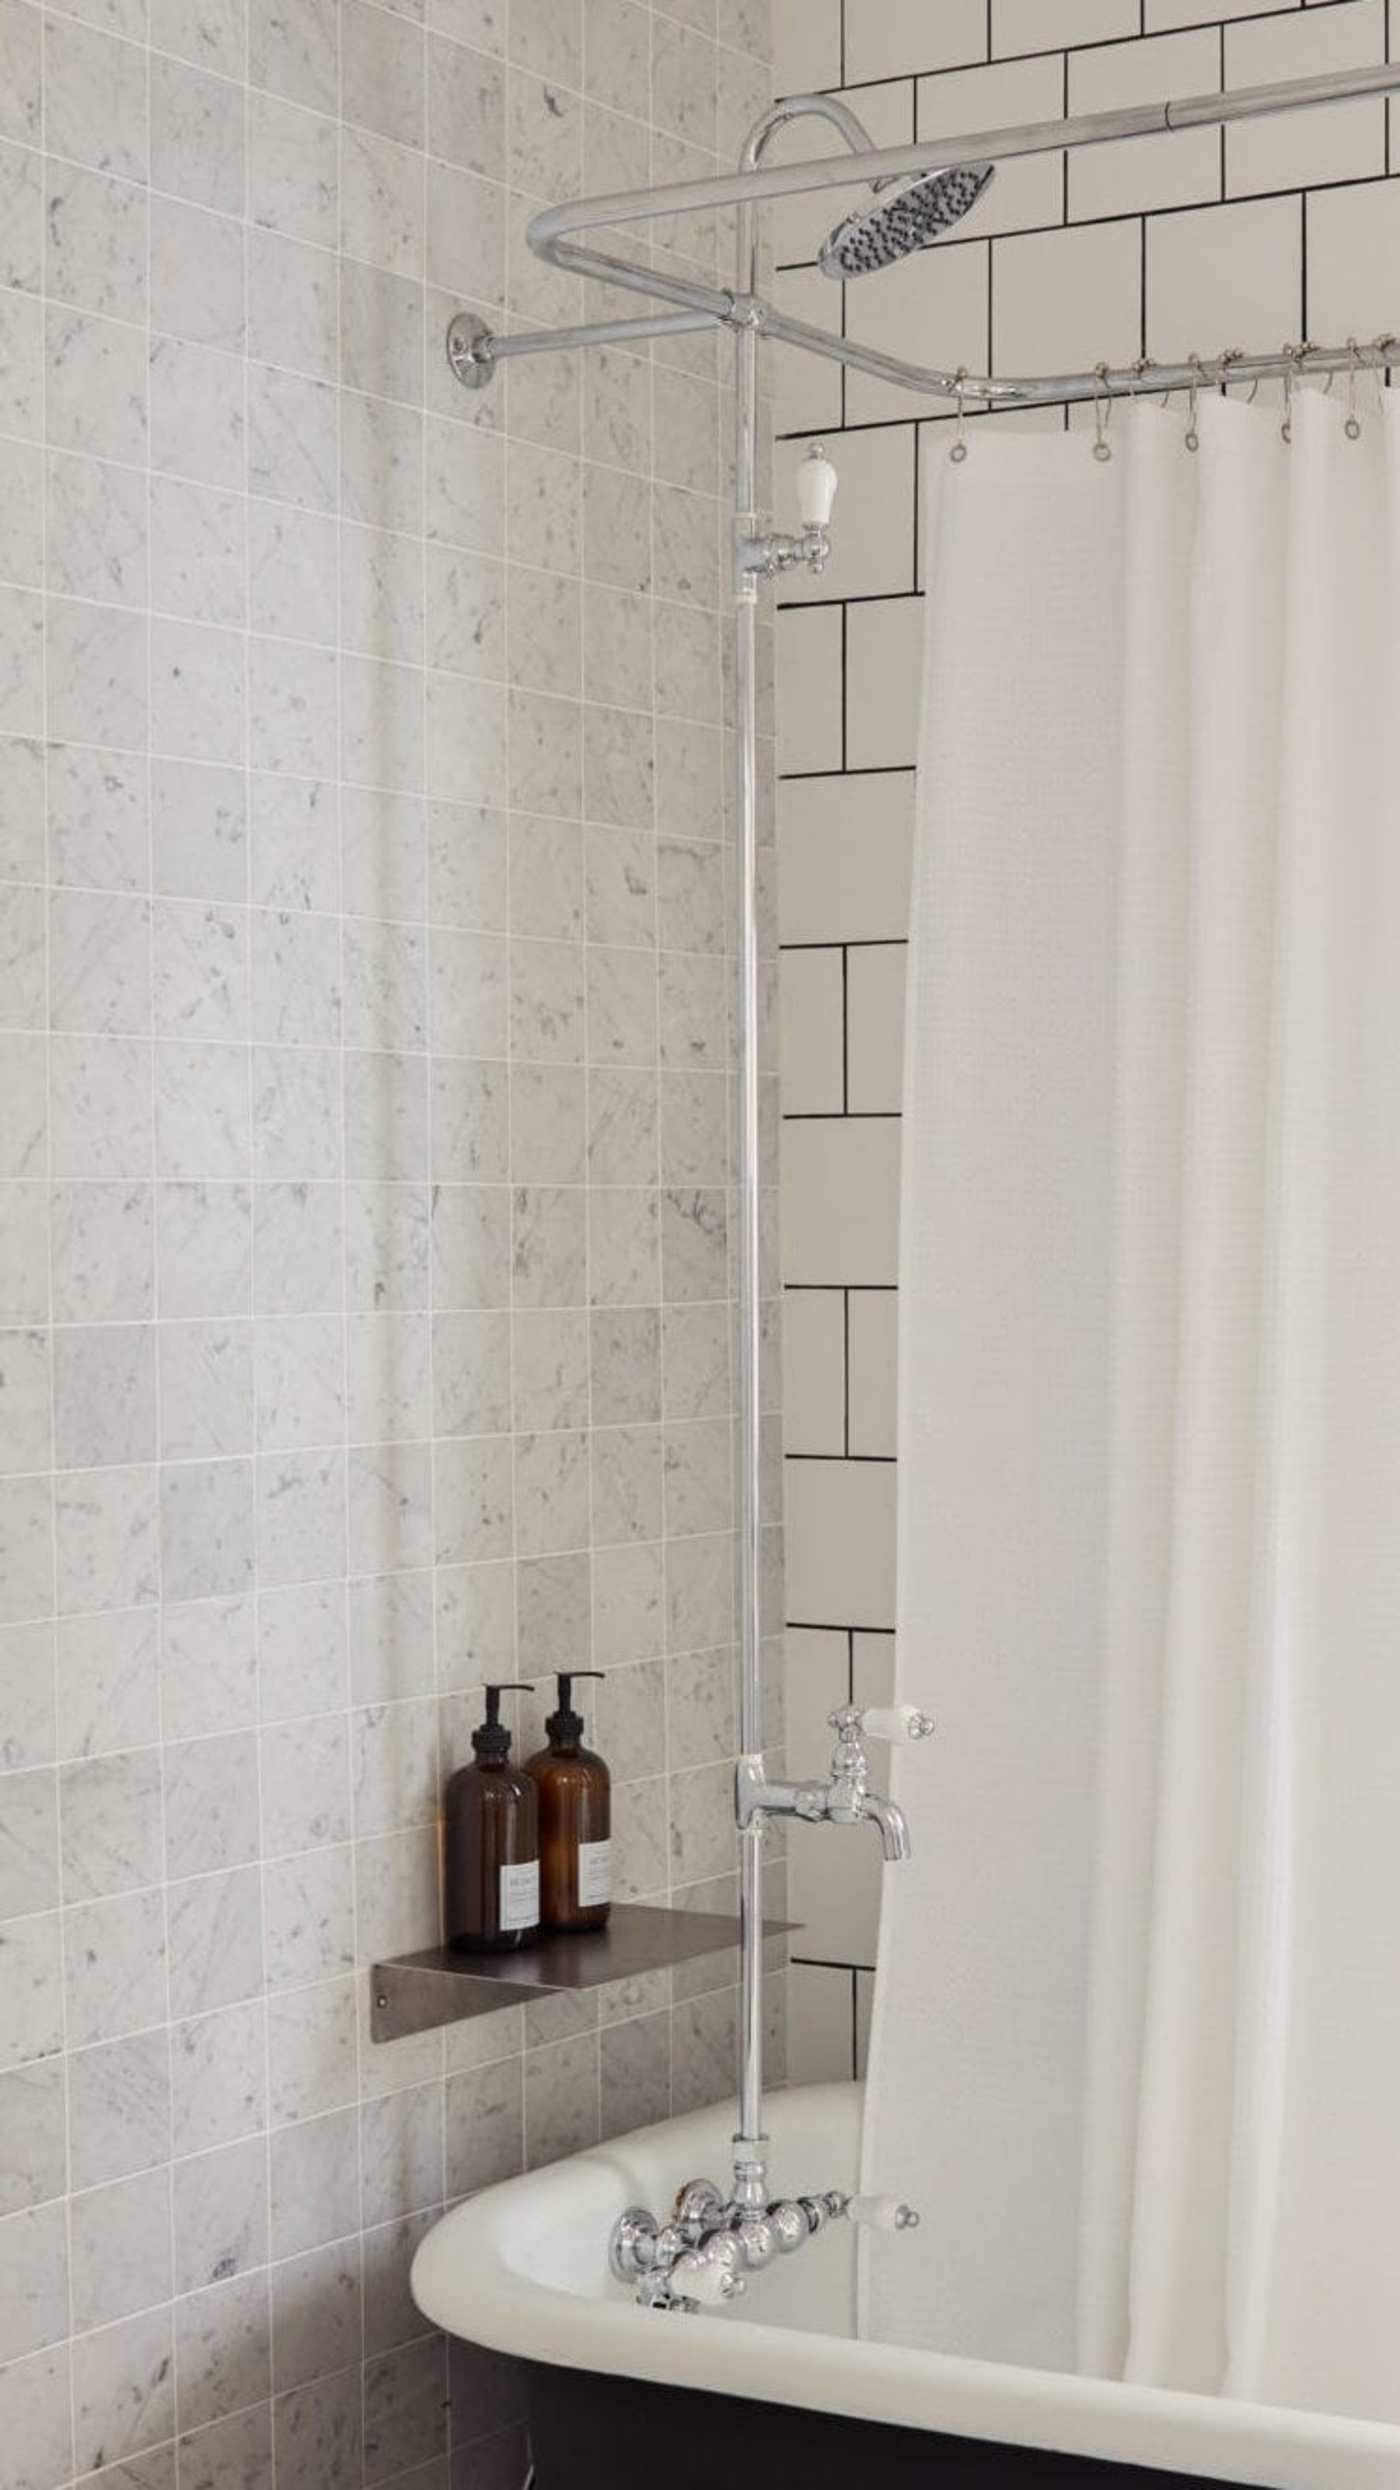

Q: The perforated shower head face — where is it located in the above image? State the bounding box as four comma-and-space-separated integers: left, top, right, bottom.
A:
818, 162, 995, 278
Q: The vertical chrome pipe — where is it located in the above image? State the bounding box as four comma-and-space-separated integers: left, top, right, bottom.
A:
729, 93, 875, 2193
732, 175, 766, 2176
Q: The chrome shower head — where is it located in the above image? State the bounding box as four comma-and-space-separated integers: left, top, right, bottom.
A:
818, 162, 995, 278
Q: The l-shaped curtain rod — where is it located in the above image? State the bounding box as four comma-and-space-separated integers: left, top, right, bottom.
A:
447, 61, 1400, 410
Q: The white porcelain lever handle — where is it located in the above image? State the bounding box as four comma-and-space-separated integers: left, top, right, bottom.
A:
846, 2195, 921, 2232
795, 441, 838, 528
861, 1705, 935, 1743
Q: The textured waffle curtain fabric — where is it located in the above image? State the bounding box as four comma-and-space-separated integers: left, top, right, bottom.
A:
859, 391, 1400, 2424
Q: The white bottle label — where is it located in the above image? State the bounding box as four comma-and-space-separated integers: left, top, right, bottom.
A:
577, 1839, 611, 1907
499, 1859, 539, 1933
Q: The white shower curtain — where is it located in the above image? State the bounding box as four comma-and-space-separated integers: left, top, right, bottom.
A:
859, 389, 1400, 2426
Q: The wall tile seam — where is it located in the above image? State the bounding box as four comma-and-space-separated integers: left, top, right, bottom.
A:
0, 400, 729, 512
0, 414, 736, 499
0, 587, 737, 662
0, 1762, 731, 1849
1, 2021, 647, 2118
0, 571, 731, 646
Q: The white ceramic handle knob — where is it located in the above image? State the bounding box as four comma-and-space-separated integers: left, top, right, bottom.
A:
861, 1705, 935, 1743
795, 442, 838, 528
674, 2249, 746, 2306
846, 2195, 921, 2233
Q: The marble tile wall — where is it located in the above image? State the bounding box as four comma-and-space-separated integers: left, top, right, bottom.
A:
0, 2, 779, 2485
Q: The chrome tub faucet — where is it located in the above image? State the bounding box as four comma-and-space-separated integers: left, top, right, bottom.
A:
608, 1703, 934, 2313
735, 1702, 933, 1862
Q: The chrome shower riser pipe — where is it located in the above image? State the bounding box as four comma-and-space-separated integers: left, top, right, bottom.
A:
732, 168, 767, 2178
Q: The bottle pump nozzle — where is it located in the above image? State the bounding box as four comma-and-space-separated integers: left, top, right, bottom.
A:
547, 1669, 605, 1746
473, 1682, 534, 1759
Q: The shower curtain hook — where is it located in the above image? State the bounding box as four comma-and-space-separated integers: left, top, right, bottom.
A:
1218, 346, 1242, 396
1281, 343, 1299, 443
1091, 362, 1112, 462
949, 367, 969, 464
1184, 354, 1202, 453
1346, 337, 1363, 439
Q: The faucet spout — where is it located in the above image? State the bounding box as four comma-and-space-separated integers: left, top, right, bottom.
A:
860, 1791, 911, 1862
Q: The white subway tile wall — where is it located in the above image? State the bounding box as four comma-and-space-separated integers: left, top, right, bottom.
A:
772, 0, 1400, 2081
0, 3, 780, 2486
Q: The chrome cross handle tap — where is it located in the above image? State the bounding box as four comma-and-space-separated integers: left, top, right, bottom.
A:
735, 1701, 933, 1863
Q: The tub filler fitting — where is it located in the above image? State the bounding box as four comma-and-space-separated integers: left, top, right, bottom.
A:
610, 1704, 932, 2311
610, 2179, 920, 2313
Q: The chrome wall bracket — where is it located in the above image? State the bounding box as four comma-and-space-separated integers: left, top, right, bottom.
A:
445, 309, 494, 389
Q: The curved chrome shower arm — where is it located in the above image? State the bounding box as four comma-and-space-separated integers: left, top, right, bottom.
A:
526, 63, 1400, 261
449, 64, 1400, 408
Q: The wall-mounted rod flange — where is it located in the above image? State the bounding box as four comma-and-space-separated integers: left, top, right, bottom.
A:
445, 303, 728, 391
446, 310, 495, 389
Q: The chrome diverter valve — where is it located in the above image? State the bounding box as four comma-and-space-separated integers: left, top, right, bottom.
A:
609, 2179, 920, 2313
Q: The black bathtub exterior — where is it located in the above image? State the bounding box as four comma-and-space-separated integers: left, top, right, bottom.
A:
522, 2358, 1267, 2490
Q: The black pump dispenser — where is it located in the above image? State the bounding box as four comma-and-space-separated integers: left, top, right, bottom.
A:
545, 1670, 605, 1747
443, 1683, 540, 1952
472, 1681, 525, 1758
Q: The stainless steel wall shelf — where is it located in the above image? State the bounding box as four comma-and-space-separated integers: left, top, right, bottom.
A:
370, 1905, 793, 2044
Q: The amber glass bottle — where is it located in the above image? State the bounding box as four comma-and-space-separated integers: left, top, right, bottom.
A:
443, 1684, 540, 1953
525, 1671, 611, 1933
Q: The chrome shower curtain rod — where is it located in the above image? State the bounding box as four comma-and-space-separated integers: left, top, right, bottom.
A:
448, 61, 1400, 410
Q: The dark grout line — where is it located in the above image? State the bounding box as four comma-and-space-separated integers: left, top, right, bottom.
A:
842, 1289, 851, 1457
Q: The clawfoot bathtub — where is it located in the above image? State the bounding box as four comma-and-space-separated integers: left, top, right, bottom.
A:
411, 2081, 1400, 2490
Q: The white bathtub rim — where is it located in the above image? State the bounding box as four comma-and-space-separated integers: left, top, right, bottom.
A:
410, 2086, 1400, 2490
